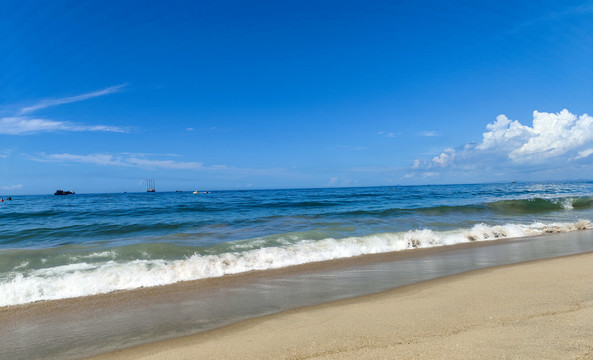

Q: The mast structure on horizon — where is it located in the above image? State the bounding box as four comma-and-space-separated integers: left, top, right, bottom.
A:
146, 179, 155, 192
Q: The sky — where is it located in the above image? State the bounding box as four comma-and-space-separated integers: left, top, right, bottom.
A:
1, 0, 592, 194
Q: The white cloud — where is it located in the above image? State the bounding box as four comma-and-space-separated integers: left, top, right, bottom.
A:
476, 114, 532, 152
333, 145, 369, 151
19, 84, 126, 114
28, 152, 288, 179
125, 157, 204, 170
326, 177, 356, 187
477, 110, 593, 162
2, 184, 23, 191
573, 148, 593, 160
377, 131, 398, 138
33, 153, 205, 169
1, 85, 128, 135
409, 110, 593, 179
45, 153, 125, 166
432, 148, 456, 167
417, 130, 439, 137
0, 117, 127, 135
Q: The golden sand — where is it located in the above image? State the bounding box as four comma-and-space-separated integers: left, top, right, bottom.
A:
86, 252, 593, 360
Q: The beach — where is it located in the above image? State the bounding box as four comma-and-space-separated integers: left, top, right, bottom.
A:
3, 234, 593, 360
85, 251, 593, 360
2, 185, 593, 360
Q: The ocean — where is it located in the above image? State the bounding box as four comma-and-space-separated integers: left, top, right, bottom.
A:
1, 181, 592, 308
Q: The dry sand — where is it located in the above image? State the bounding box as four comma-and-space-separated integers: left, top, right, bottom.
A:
86, 252, 593, 360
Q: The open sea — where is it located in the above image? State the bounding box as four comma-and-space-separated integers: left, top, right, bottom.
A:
1, 181, 593, 308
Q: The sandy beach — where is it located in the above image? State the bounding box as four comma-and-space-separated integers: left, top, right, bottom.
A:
83, 251, 593, 360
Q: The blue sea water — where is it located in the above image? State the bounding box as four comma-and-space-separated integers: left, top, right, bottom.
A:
1, 181, 592, 307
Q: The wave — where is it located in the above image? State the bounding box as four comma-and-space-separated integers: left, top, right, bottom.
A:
326, 196, 593, 218
0, 219, 590, 307
487, 196, 593, 213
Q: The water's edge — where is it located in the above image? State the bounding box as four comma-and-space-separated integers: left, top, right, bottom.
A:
1, 230, 592, 360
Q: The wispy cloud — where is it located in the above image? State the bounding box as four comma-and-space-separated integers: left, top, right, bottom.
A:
125, 157, 205, 170
30, 152, 267, 173
0, 149, 12, 158
1, 85, 128, 135
18, 84, 126, 115
29, 152, 290, 179
39, 153, 207, 169
409, 110, 593, 179
326, 177, 355, 187
42, 153, 126, 166
333, 145, 369, 151
1, 184, 23, 191
0, 117, 126, 135
573, 148, 593, 160
416, 130, 440, 137
377, 131, 398, 138
508, 4, 593, 34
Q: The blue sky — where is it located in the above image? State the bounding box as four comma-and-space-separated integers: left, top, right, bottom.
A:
1, 0, 592, 194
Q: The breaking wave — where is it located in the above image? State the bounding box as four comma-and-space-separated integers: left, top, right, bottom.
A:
0, 219, 590, 307
487, 196, 593, 213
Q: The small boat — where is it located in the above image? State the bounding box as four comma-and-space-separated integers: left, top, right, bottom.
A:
146, 179, 155, 192
54, 190, 75, 195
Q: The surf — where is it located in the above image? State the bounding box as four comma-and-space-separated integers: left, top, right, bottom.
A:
1, 219, 590, 307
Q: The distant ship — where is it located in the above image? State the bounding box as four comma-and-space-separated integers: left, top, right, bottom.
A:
146, 179, 156, 192
54, 190, 75, 195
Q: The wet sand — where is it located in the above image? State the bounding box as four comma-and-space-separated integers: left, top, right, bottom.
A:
85, 251, 593, 360
3, 232, 593, 360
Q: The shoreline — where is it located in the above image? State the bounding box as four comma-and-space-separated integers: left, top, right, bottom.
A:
86, 251, 593, 360
0, 230, 572, 312
3, 230, 593, 360
0, 233, 543, 314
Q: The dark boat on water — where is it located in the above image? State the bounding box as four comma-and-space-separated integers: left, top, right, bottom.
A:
54, 190, 75, 195
146, 179, 155, 192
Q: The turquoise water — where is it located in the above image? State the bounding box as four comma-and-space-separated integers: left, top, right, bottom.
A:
1, 181, 592, 306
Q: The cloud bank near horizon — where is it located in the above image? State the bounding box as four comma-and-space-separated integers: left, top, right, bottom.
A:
410, 109, 593, 179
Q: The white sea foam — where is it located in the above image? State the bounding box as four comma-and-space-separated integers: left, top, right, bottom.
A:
0, 220, 590, 307
68, 251, 117, 261
561, 198, 574, 210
